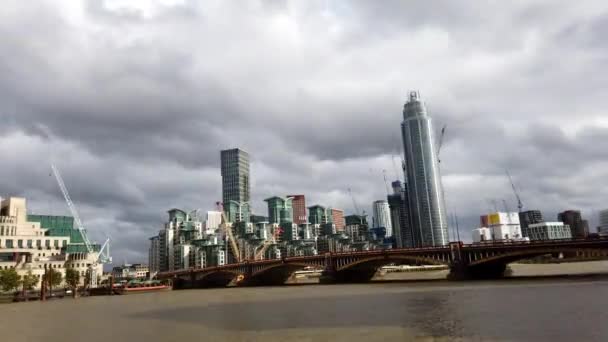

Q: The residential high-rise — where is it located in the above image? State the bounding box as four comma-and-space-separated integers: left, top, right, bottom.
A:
288, 195, 307, 225
599, 209, 608, 236
330, 208, 345, 232
387, 180, 413, 247
401, 91, 448, 246
557, 210, 589, 239
148, 235, 160, 276
372, 200, 393, 237
519, 210, 544, 238
265, 196, 294, 224
220, 148, 250, 222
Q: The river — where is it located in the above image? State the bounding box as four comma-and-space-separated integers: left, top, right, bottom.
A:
2, 264, 608, 341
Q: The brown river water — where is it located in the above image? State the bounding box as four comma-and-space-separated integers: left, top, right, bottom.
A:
1, 262, 607, 342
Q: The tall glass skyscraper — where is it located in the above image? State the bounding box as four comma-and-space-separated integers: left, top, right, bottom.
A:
372, 200, 393, 237
401, 91, 448, 246
220, 148, 250, 222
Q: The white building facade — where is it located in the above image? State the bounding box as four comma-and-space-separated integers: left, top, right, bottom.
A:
599, 209, 608, 236
0, 197, 102, 288
372, 200, 393, 237
527, 222, 572, 240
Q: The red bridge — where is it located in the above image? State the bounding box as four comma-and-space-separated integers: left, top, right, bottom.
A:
157, 238, 608, 288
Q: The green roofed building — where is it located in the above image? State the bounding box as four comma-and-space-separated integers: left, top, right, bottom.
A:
28, 214, 101, 252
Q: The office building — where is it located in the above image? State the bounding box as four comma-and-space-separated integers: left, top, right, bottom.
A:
221, 148, 251, 223
519, 210, 544, 238
388, 180, 413, 248
265, 196, 294, 224
557, 210, 589, 239
372, 200, 393, 237
330, 208, 345, 231
288, 195, 307, 225
598, 209, 608, 236
401, 91, 448, 246
0, 197, 102, 288
527, 222, 572, 240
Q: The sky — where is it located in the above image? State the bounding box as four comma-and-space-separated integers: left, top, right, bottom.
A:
1, 0, 607, 264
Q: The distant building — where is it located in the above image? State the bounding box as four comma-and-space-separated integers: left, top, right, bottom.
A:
250, 215, 269, 224
288, 195, 307, 225
330, 208, 345, 232
472, 227, 491, 243
112, 263, 149, 281
557, 210, 589, 239
373, 200, 392, 237
265, 196, 294, 224
388, 180, 413, 248
308, 205, 328, 225
345, 215, 368, 242
221, 148, 251, 223
599, 209, 608, 236
0, 196, 103, 288
519, 210, 544, 238
479, 212, 523, 241
527, 222, 572, 240
205, 211, 223, 231
401, 91, 448, 246
148, 236, 160, 276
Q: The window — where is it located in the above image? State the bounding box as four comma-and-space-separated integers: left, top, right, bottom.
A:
27, 240, 32, 248
54, 240, 59, 248
18, 239, 23, 248
45, 240, 50, 248
6, 239, 13, 248
62, 240, 67, 247
36, 240, 41, 248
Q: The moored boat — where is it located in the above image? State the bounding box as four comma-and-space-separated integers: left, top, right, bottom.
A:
113, 280, 171, 295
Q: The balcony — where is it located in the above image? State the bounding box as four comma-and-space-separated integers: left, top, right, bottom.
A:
0, 216, 16, 224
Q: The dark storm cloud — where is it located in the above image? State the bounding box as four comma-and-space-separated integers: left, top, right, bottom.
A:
1, 0, 607, 264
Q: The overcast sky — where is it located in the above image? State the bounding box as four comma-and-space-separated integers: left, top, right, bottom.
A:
1, 0, 607, 264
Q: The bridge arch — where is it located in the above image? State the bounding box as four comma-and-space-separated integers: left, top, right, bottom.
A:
468, 247, 607, 267
336, 254, 448, 272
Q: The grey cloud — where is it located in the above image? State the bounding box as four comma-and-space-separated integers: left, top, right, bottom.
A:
1, 0, 608, 264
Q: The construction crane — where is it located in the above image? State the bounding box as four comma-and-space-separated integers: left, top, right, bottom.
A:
51, 164, 111, 286
254, 225, 282, 260
437, 124, 447, 163
506, 170, 524, 212
216, 202, 241, 263
347, 188, 361, 216
382, 169, 391, 195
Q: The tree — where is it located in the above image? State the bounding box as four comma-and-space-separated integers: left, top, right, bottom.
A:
65, 268, 80, 298
84, 269, 92, 289
45, 268, 62, 293
20, 270, 38, 302
0, 268, 21, 293
21, 271, 37, 291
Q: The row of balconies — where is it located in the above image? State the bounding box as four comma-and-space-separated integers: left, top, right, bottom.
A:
0, 216, 16, 223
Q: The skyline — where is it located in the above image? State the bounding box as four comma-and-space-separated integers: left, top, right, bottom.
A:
1, 1, 607, 264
